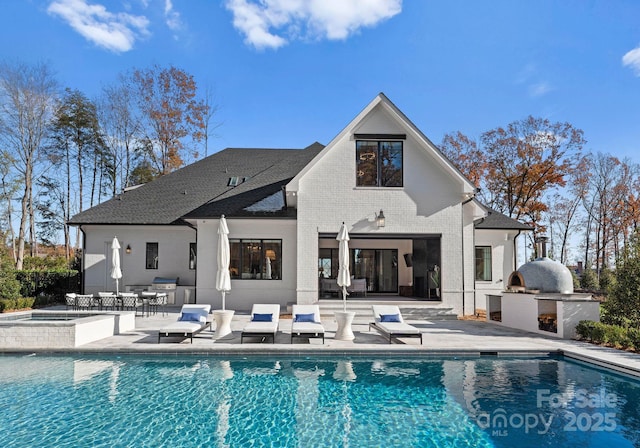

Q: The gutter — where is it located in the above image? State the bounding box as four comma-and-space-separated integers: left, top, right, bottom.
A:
513, 230, 522, 270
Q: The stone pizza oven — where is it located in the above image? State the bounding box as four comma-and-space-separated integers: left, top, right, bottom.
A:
488, 236, 599, 339
506, 236, 573, 294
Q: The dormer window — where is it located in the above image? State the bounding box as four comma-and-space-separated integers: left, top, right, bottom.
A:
228, 176, 240, 186
356, 140, 403, 187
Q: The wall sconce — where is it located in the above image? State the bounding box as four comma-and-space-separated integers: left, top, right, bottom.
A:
376, 209, 385, 228
125, 244, 132, 254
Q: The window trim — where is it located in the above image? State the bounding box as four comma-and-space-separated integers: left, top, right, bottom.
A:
475, 246, 492, 282
145, 242, 159, 270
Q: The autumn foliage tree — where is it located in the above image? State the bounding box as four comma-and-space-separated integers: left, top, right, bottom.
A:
442, 116, 585, 250
131, 65, 208, 176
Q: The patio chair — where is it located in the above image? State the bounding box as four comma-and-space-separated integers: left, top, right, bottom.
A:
65, 293, 77, 310
142, 292, 167, 317
75, 294, 95, 311
369, 305, 424, 344
158, 304, 212, 343
120, 293, 144, 316
291, 304, 325, 344
241, 304, 281, 343
98, 292, 117, 311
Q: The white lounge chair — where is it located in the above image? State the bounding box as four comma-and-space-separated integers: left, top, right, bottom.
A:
291, 305, 325, 344
158, 304, 212, 343
369, 305, 424, 344
241, 304, 280, 343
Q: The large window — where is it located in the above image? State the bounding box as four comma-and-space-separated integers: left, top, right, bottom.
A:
146, 243, 158, 270
230, 239, 281, 280
475, 246, 492, 281
189, 243, 196, 270
356, 140, 403, 187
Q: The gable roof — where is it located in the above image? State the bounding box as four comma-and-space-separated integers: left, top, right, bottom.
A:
474, 208, 534, 230
288, 92, 477, 196
68, 143, 324, 225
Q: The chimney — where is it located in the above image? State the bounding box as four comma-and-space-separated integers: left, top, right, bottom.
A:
535, 236, 549, 258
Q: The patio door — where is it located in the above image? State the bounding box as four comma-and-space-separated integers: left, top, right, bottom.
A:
352, 249, 398, 293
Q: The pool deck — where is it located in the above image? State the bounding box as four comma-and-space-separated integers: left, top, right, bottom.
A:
4, 305, 639, 378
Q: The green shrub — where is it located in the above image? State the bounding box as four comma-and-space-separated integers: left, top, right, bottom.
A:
576, 320, 638, 351
580, 268, 599, 290
628, 328, 640, 351
0, 274, 21, 301
0, 297, 34, 312
598, 268, 616, 294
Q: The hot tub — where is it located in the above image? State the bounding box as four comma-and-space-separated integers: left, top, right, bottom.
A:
0, 311, 136, 349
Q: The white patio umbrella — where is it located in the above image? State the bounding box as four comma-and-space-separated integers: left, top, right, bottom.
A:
110, 236, 123, 295
265, 256, 272, 280
216, 215, 231, 310
336, 222, 351, 312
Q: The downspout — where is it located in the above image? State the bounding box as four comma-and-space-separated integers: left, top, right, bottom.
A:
513, 230, 522, 271
461, 196, 475, 317
79, 226, 86, 294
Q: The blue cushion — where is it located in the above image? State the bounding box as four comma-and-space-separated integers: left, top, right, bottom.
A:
179, 312, 201, 322
294, 313, 316, 323
380, 314, 401, 323
252, 313, 273, 322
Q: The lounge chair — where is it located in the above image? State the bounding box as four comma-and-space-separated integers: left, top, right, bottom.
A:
241, 304, 280, 343
158, 304, 212, 343
369, 305, 424, 344
291, 304, 325, 344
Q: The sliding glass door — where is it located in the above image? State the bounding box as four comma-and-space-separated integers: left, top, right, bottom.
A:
353, 249, 398, 293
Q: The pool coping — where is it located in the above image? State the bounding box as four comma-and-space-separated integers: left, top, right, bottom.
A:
2, 346, 639, 379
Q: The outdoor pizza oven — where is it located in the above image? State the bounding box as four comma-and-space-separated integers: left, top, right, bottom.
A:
506, 237, 573, 294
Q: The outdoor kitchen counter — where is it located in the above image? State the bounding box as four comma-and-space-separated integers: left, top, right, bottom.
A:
487, 292, 600, 339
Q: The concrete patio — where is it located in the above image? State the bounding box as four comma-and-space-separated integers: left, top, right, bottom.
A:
6, 305, 638, 378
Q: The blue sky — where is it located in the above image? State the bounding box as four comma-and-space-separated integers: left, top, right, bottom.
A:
1, 0, 639, 161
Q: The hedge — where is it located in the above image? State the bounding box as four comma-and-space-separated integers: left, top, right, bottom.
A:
0, 297, 36, 313
575, 320, 640, 352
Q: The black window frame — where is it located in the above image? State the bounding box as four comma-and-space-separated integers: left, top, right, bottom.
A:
189, 242, 196, 270
475, 246, 492, 281
356, 140, 403, 187
146, 242, 159, 270
229, 239, 282, 280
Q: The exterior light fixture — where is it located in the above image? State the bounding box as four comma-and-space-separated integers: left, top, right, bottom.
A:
376, 209, 385, 228
125, 244, 132, 254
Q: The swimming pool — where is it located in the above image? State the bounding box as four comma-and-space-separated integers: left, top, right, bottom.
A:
0, 354, 638, 447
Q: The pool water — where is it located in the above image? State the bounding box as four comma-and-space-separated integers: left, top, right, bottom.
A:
0, 354, 638, 447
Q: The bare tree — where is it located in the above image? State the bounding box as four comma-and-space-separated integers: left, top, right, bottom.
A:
0, 61, 58, 269
98, 77, 142, 195
202, 84, 220, 159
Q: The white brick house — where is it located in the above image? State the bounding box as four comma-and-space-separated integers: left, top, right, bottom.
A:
70, 94, 530, 315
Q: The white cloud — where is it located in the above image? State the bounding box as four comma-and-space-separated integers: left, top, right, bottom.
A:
529, 82, 552, 98
622, 45, 640, 76
164, 0, 182, 32
47, 0, 150, 53
225, 0, 402, 50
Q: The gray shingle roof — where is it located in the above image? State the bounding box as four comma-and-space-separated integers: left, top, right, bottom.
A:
474, 209, 533, 230
68, 143, 324, 225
